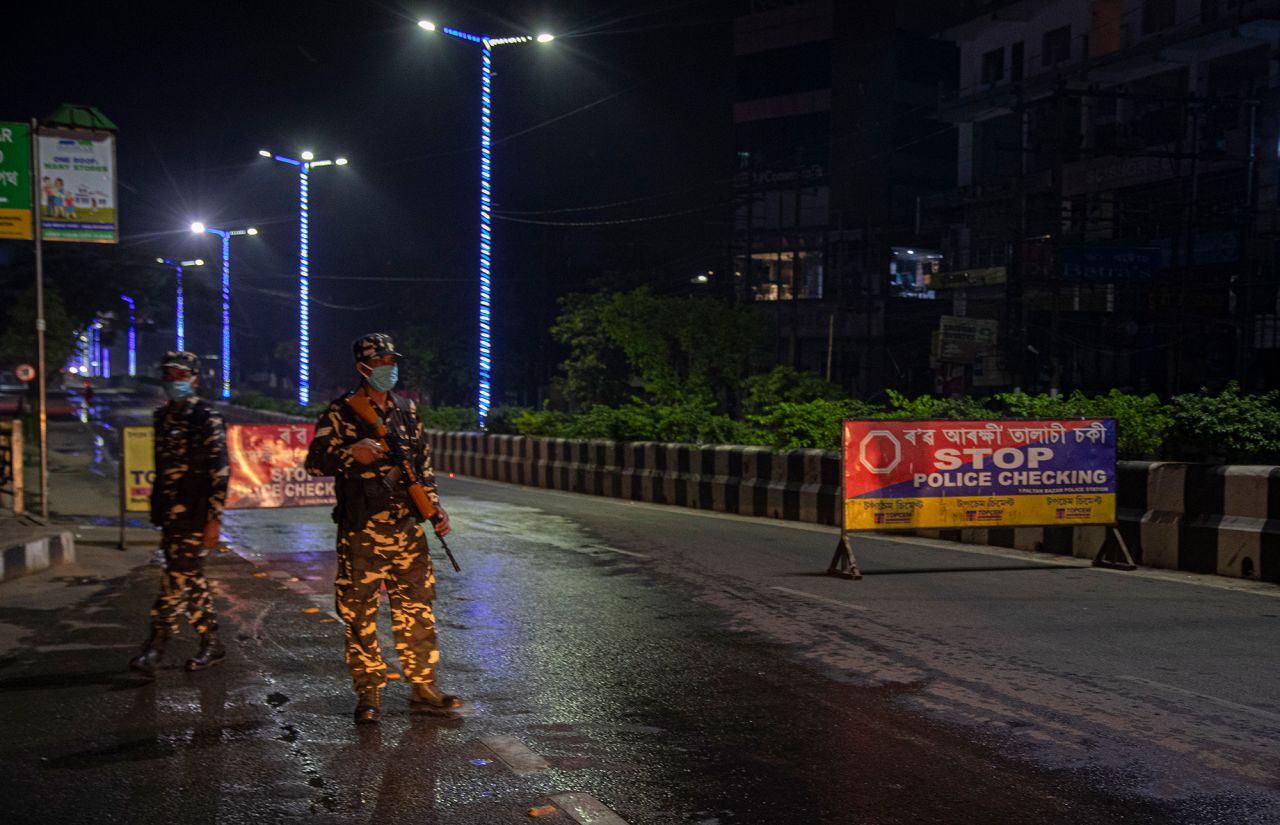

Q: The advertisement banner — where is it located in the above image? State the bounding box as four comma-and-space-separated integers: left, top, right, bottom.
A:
936, 316, 998, 362
0, 122, 32, 240
933, 266, 1007, 289
226, 424, 334, 510
1060, 246, 1159, 282
122, 426, 155, 512
37, 130, 117, 243
842, 419, 1116, 530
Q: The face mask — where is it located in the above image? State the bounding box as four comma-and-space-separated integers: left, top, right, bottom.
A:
164, 380, 195, 401
366, 364, 398, 392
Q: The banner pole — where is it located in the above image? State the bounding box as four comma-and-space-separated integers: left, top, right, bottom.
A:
30, 118, 49, 520
117, 427, 127, 551
828, 420, 862, 580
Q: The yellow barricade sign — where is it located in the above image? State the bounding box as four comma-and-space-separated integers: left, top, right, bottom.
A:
121, 426, 155, 512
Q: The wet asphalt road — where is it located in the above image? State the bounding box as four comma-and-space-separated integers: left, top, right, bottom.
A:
1, 391, 1278, 824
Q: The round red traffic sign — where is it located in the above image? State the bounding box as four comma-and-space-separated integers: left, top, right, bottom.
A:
14, 363, 35, 382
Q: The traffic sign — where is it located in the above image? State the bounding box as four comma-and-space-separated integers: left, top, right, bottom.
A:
14, 363, 35, 382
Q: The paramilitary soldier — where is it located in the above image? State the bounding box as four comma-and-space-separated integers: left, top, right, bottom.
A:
128, 351, 230, 676
305, 332, 462, 724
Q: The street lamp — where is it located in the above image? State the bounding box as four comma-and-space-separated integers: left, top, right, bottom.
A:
419, 19, 553, 429
156, 258, 206, 352
192, 223, 259, 399
257, 149, 347, 406
119, 295, 136, 376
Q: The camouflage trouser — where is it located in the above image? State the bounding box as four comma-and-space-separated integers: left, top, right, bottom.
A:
335, 512, 438, 693
150, 528, 218, 634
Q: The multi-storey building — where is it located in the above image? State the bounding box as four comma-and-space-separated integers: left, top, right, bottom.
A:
923, 0, 1280, 395
732, 0, 959, 395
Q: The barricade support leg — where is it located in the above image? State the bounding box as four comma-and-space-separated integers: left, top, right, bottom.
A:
827, 533, 862, 580
1093, 526, 1136, 571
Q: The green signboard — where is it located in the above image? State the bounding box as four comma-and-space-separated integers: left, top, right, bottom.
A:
0, 122, 32, 240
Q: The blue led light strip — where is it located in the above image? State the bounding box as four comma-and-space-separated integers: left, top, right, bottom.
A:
298, 166, 311, 407
478, 41, 494, 428
175, 264, 185, 351
220, 233, 232, 399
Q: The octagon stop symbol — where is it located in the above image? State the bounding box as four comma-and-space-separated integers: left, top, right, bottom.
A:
858, 430, 901, 474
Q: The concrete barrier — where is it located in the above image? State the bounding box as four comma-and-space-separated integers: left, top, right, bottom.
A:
426, 430, 1280, 584
0, 526, 75, 582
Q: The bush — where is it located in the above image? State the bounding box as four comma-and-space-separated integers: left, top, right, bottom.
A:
992, 389, 1168, 459
484, 405, 531, 435
418, 405, 478, 432
739, 366, 844, 416
881, 390, 996, 421
748, 398, 881, 450
1166, 383, 1280, 463
511, 407, 573, 437
566, 399, 754, 445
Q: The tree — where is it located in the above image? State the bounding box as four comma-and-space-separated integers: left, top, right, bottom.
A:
0, 284, 78, 374
551, 287, 762, 410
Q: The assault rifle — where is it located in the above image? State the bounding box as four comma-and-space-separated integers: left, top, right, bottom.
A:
346, 391, 461, 572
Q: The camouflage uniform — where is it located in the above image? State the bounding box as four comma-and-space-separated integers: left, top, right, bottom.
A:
147, 352, 229, 635
304, 333, 445, 695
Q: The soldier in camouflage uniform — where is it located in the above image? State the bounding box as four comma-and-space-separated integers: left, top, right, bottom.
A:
128, 351, 230, 677
305, 333, 461, 724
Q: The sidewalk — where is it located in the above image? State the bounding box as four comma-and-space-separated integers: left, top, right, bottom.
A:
1, 394, 157, 582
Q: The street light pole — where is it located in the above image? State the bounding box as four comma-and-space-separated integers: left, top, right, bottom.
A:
257, 150, 347, 407
155, 258, 206, 351
418, 19, 554, 429
191, 223, 258, 399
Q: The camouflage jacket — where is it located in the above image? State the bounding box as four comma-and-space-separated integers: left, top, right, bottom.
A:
304, 389, 440, 531
150, 397, 229, 529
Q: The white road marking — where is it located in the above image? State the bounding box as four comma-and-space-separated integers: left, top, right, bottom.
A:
550, 792, 631, 825
1118, 675, 1280, 726
770, 585, 870, 612
586, 544, 649, 559
477, 735, 550, 775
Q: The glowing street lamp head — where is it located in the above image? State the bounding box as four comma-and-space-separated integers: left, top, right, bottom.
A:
418, 20, 436, 31
194, 259, 205, 266
190, 221, 205, 233
156, 257, 164, 263
335, 157, 348, 166
258, 149, 272, 157
247, 227, 259, 236
537, 33, 554, 43
301, 150, 315, 161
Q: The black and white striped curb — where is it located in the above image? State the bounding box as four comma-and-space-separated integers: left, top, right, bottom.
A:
426, 431, 1280, 584
1, 529, 76, 582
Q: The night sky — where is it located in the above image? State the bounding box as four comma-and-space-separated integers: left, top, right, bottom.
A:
11, 0, 737, 402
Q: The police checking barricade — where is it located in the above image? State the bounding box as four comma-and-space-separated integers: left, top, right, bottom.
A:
305, 332, 461, 724
128, 351, 230, 676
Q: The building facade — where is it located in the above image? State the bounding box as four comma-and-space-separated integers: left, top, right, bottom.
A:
922, 0, 1280, 395
732, 0, 959, 396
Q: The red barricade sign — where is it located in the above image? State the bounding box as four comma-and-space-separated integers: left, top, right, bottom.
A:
842, 419, 1116, 531
226, 424, 335, 509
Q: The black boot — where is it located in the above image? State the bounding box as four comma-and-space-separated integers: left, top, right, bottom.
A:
185, 632, 225, 671
354, 688, 381, 724
127, 626, 169, 677
409, 682, 464, 711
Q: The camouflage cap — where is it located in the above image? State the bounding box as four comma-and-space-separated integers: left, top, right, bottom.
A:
160, 351, 199, 373
352, 332, 399, 362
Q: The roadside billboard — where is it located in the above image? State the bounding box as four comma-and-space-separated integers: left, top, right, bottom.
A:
0, 122, 32, 240
841, 419, 1116, 531
226, 424, 334, 509
37, 129, 117, 243
121, 426, 155, 512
